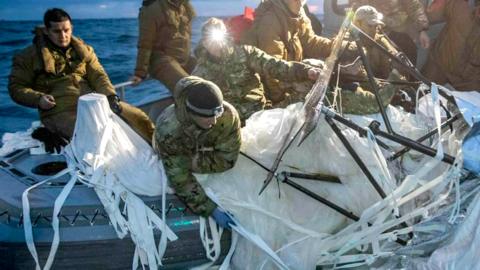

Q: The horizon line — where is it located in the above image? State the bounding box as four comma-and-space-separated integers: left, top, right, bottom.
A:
0, 12, 324, 22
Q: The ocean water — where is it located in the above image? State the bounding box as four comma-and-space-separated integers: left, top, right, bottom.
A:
0, 17, 207, 141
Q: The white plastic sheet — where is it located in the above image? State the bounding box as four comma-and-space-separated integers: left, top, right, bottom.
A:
196, 103, 409, 269
0, 121, 44, 156
22, 94, 177, 270
69, 94, 177, 269
12, 89, 476, 269
197, 88, 469, 269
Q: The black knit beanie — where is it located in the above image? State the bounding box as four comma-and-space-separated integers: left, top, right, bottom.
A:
185, 80, 224, 117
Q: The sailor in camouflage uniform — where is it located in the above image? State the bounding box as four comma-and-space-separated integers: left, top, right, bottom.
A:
330, 5, 405, 115
153, 76, 241, 225
349, 0, 430, 64
193, 18, 320, 124
303, 6, 405, 115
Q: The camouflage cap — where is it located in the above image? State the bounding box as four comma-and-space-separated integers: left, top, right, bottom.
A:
354, 5, 385, 26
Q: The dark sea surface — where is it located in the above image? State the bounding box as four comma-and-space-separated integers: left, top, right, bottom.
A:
0, 17, 207, 141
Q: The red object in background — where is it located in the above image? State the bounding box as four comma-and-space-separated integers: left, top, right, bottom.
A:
224, 7, 255, 43
427, 0, 447, 12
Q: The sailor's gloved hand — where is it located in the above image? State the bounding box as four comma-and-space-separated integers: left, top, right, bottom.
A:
395, 52, 415, 69
107, 94, 123, 114
342, 82, 360, 92
211, 207, 235, 229
31, 127, 68, 154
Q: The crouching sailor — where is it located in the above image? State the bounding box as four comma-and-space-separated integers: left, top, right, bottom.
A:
153, 76, 241, 228
8, 8, 154, 151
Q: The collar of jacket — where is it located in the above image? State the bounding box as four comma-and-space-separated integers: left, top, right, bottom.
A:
195, 44, 235, 64
263, 0, 305, 19
35, 34, 90, 74
167, 0, 186, 9
256, 0, 306, 30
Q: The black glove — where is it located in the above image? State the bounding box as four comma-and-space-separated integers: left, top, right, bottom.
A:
107, 94, 123, 114
31, 127, 69, 153
342, 82, 360, 92
395, 52, 415, 69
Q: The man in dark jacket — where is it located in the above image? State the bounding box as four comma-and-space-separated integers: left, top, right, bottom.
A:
8, 8, 154, 145
131, 0, 196, 92
422, 0, 480, 91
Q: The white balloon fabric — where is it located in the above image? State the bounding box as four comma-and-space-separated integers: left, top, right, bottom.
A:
68, 94, 176, 269
22, 94, 176, 270
197, 100, 469, 269
70, 93, 165, 196
18, 90, 476, 270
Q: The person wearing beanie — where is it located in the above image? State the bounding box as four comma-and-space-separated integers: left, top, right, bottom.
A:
153, 76, 241, 228
242, 0, 358, 108
193, 17, 321, 124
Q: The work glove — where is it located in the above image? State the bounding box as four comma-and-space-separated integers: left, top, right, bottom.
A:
341, 82, 360, 92
107, 94, 123, 114
211, 207, 235, 229
31, 127, 69, 154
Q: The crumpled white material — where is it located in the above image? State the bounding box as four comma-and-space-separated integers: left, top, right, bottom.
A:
413, 189, 480, 270
462, 122, 480, 174
197, 89, 467, 269
22, 94, 177, 270
14, 87, 475, 269
196, 103, 401, 269
447, 90, 480, 127
0, 121, 44, 156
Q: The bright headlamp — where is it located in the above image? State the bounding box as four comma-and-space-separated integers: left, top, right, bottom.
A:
204, 25, 230, 47
208, 28, 227, 43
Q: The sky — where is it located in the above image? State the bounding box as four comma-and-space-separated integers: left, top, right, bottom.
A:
0, 0, 324, 21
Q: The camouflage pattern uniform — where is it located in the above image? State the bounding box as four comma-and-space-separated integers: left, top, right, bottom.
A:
153, 78, 242, 216
328, 70, 403, 115
350, 0, 428, 34
193, 44, 313, 123
9, 33, 154, 141
301, 32, 403, 115
243, 0, 334, 107
134, 0, 196, 92
364, 34, 400, 79
350, 0, 429, 63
